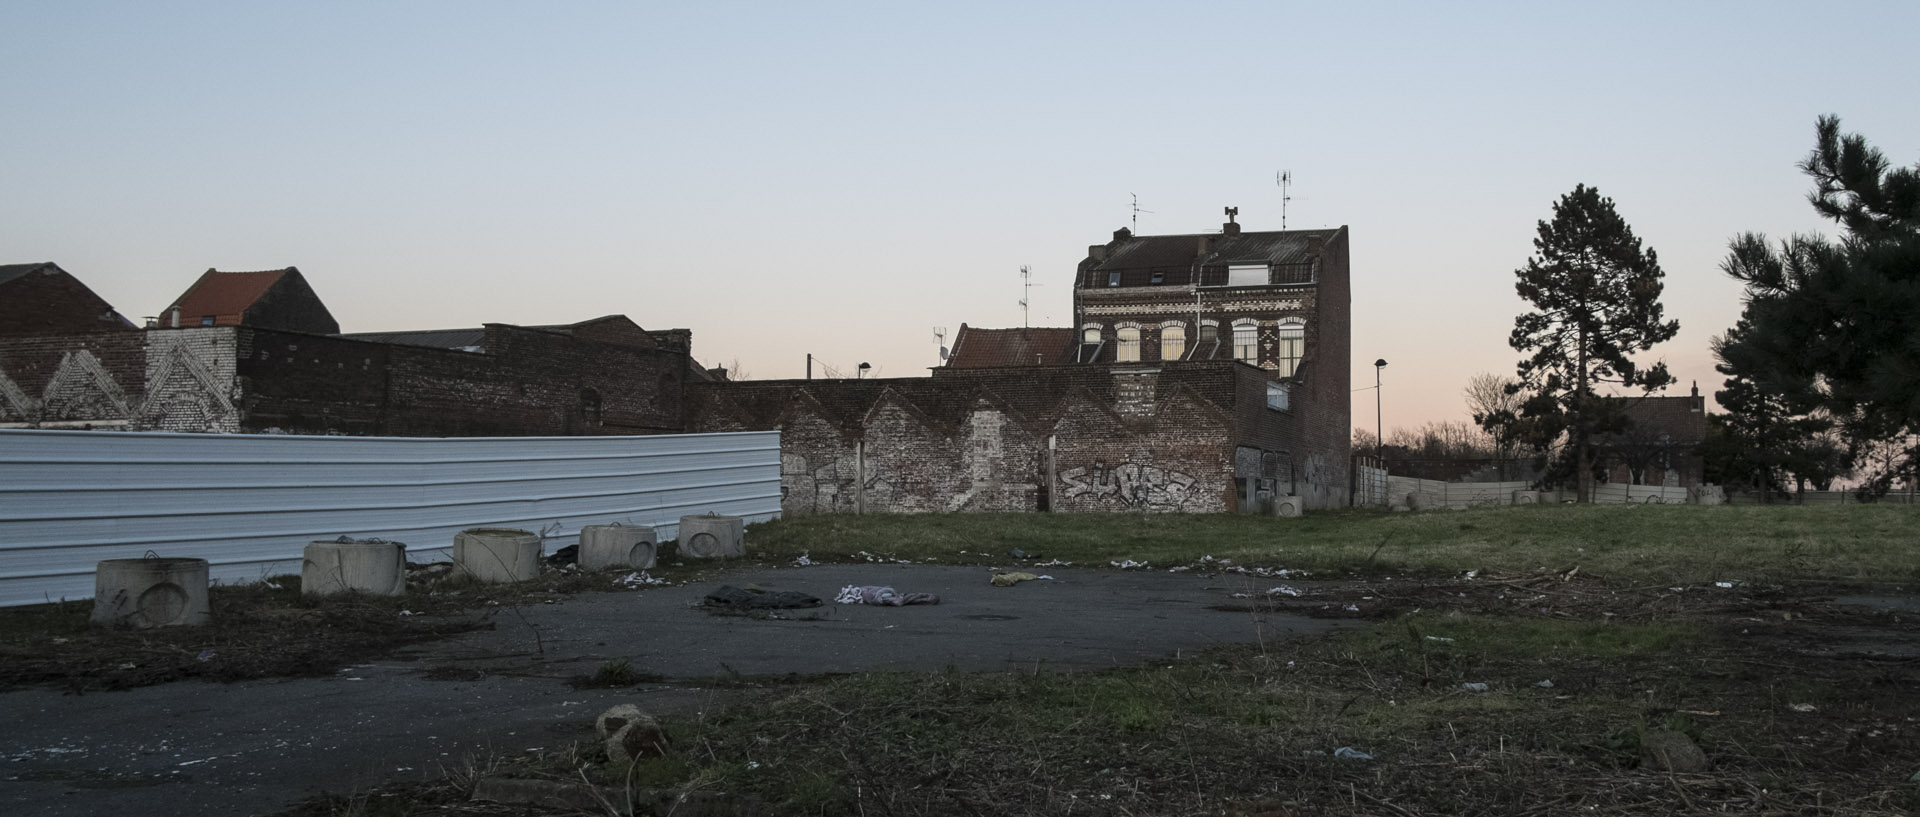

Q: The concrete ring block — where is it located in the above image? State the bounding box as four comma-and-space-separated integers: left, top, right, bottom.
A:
579, 524, 658, 571
677, 514, 745, 559
92, 557, 211, 628
453, 528, 542, 583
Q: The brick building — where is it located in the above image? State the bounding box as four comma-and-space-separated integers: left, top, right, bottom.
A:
0, 316, 704, 435
1600, 385, 1709, 487
0, 263, 135, 336
688, 210, 1355, 514
1, 263, 709, 434
159, 267, 340, 334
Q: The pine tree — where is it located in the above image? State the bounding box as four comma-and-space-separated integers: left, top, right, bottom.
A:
1508, 184, 1680, 502
1720, 116, 1920, 486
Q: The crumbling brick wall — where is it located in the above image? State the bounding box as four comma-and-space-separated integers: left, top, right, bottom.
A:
686, 364, 1260, 516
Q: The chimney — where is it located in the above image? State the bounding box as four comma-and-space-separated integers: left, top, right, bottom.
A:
1307, 234, 1324, 257
1197, 236, 1216, 258
1089, 245, 1108, 262
1221, 205, 1241, 237
169, 305, 180, 328
1113, 227, 1132, 241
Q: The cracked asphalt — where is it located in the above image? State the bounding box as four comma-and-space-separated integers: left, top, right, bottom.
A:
2, 563, 1343, 817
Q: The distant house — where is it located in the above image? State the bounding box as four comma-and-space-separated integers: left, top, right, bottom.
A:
1601, 384, 1709, 487
0, 262, 134, 336
944, 325, 1077, 368
159, 267, 339, 334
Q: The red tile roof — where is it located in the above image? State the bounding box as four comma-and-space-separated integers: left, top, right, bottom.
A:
165, 268, 290, 327
945, 325, 1078, 368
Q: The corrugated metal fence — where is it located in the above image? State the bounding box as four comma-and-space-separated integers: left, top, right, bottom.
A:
0, 429, 781, 607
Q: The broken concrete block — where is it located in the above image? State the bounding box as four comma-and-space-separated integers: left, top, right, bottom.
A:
677, 514, 745, 559
580, 524, 657, 571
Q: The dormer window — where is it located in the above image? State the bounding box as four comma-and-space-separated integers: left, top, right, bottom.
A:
200, 316, 215, 326
1150, 270, 1165, 284
1107, 271, 1121, 287
1227, 264, 1267, 286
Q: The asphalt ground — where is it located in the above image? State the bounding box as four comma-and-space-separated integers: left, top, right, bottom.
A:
2, 563, 1344, 817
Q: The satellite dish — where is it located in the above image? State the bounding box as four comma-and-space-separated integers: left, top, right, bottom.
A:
939, 346, 950, 360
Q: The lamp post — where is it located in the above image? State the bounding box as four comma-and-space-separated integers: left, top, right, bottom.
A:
1374, 359, 1388, 462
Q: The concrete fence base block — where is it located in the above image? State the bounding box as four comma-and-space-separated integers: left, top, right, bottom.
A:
677, 514, 745, 559
1269, 495, 1304, 518
92, 557, 211, 628
580, 524, 658, 571
1513, 490, 1540, 505
302, 540, 407, 596
453, 528, 542, 583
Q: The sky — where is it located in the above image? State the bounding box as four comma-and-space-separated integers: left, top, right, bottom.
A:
4, 1, 1917, 434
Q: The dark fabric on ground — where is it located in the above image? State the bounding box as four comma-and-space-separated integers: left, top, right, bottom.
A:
704, 585, 824, 609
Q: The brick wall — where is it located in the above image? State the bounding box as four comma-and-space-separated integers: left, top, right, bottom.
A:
687, 363, 1269, 515
0, 330, 150, 428
2, 322, 693, 436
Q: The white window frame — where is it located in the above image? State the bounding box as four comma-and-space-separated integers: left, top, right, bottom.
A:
1115, 326, 1141, 363
1232, 321, 1259, 364
1275, 319, 1305, 377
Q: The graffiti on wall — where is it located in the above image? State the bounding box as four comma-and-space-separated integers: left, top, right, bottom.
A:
1060, 462, 1199, 510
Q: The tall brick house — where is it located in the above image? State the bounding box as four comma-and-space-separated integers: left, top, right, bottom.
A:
687, 210, 1355, 514
0, 262, 135, 336
160, 267, 340, 334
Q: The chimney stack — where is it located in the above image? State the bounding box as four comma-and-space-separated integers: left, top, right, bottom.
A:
1307, 234, 1324, 257
169, 306, 180, 328
1222, 206, 1241, 237
1089, 245, 1108, 262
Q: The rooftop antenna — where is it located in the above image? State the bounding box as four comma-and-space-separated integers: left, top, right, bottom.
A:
1276, 170, 1293, 229
1130, 193, 1153, 234
1018, 265, 1042, 328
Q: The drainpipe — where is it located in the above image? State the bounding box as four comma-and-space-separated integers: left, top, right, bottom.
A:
1045, 434, 1057, 512
855, 438, 866, 515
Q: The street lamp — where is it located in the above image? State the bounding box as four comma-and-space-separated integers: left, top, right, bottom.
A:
1374, 359, 1388, 461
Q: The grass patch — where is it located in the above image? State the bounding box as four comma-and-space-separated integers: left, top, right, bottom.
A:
746, 504, 1920, 584
576, 615, 1917, 816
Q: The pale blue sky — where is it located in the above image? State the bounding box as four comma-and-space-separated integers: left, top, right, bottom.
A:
4, 2, 1916, 430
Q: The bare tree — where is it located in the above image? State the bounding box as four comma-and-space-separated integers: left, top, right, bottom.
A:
1464, 372, 1525, 478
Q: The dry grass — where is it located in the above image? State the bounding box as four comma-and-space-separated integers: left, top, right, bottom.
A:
745, 504, 1920, 585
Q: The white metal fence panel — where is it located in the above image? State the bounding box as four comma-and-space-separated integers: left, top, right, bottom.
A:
0, 429, 781, 607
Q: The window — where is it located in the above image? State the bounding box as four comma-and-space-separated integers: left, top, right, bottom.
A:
1116, 327, 1140, 362
1266, 382, 1289, 411
1276, 321, 1305, 377
1160, 325, 1185, 361
1150, 270, 1165, 284
1227, 264, 1267, 286
1082, 327, 1101, 344
1198, 324, 1218, 343
1233, 323, 1258, 363
1107, 271, 1122, 287
200, 316, 215, 326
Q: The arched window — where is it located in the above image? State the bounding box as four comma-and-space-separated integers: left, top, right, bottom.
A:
1232, 322, 1259, 364
1116, 326, 1141, 362
1160, 325, 1186, 361
1082, 327, 1101, 344
1276, 321, 1305, 377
